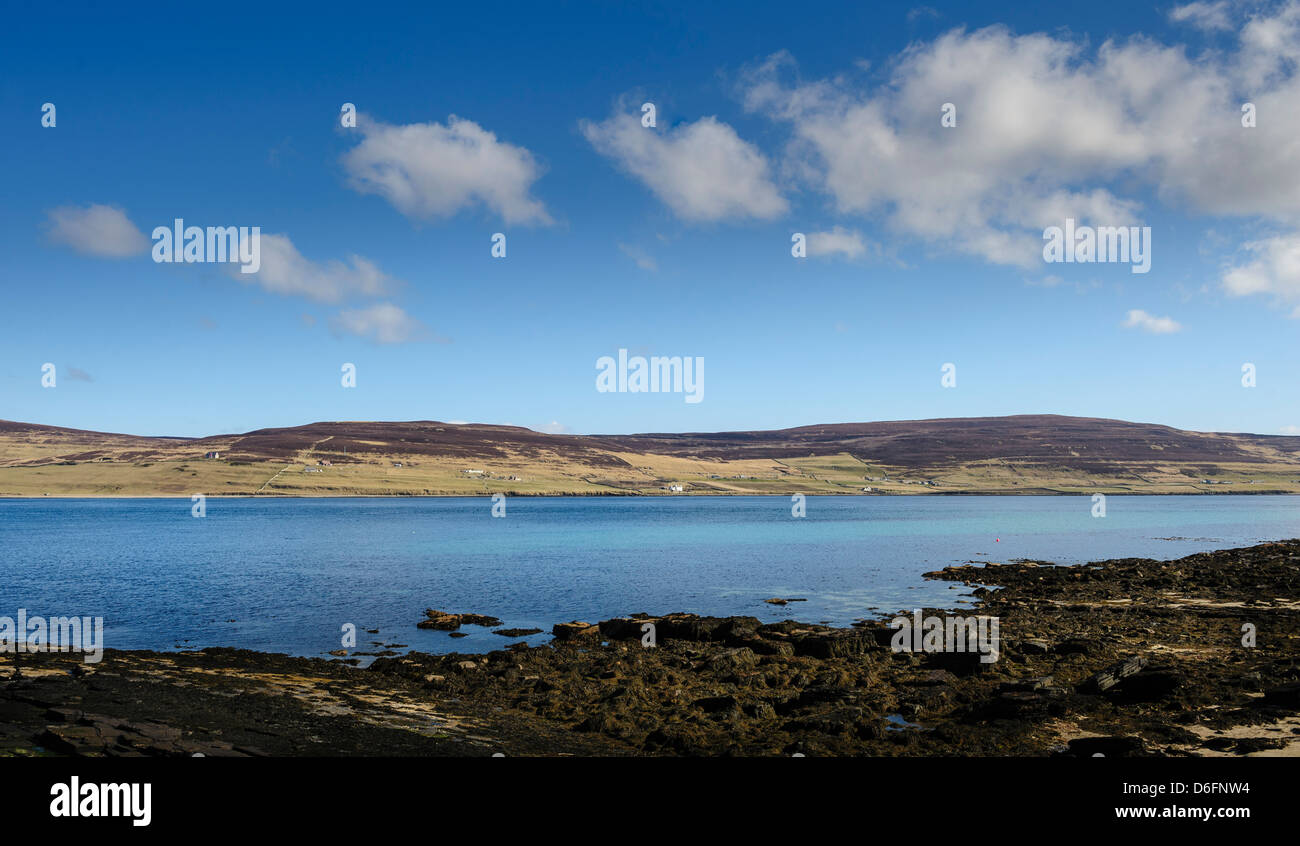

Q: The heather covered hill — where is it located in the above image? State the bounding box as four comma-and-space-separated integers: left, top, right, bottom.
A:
599, 415, 1300, 468
1, 415, 1298, 496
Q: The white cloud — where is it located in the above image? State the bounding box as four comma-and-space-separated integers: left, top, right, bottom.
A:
538, 421, 573, 434
740, 5, 1300, 270
1222, 231, 1300, 314
343, 115, 551, 225
1169, 1, 1234, 32
618, 242, 658, 270
330, 302, 434, 344
1122, 309, 1183, 333
581, 111, 787, 222
239, 233, 395, 304
806, 226, 868, 259
45, 204, 148, 258
1279, 424, 1300, 434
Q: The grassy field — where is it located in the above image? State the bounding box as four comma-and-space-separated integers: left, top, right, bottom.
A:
4, 449, 1300, 497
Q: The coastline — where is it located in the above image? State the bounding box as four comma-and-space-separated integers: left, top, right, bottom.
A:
4, 490, 1300, 499
3, 539, 1298, 756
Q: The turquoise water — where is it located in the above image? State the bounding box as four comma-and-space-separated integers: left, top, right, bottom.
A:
0, 495, 1296, 657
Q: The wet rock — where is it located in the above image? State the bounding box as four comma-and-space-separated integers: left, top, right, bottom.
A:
1079, 655, 1147, 693
599, 617, 652, 640
1110, 668, 1185, 703
695, 695, 740, 715
922, 649, 994, 676
706, 647, 758, 673
655, 614, 728, 642
735, 637, 795, 657
574, 713, 618, 733
417, 610, 462, 630
1055, 637, 1094, 655
1232, 736, 1289, 754
459, 613, 504, 627
417, 609, 504, 630
998, 675, 1056, 693
784, 707, 879, 740
493, 628, 544, 637
791, 631, 874, 659
551, 621, 600, 641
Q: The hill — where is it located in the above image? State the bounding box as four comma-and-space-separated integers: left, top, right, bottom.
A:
1, 414, 1298, 496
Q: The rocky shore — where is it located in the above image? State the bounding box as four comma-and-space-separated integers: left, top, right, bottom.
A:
3, 540, 1298, 756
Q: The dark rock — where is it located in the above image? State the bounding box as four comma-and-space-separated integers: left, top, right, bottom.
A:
1110, 668, 1185, 703
1263, 682, 1300, 708
706, 647, 758, 673
1079, 655, 1147, 693
1056, 736, 1146, 757
418, 609, 503, 630
1055, 637, 1094, 655
792, 631, 873, 659
695, 695, 740, 714
598, 617, 649, 640
551, 621, 599, 641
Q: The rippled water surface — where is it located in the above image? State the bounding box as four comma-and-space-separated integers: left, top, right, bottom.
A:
1, 495, 1295, 656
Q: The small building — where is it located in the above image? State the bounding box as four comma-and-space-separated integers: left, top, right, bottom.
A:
667, 484, 685, 492
393, 462, 403, 468
204, 451, 220, 459
319, 460, 332, 467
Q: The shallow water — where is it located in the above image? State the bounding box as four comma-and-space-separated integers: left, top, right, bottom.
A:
1, 495, 1295, 657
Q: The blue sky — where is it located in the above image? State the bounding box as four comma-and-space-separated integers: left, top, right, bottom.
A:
2, 0, 1298, 437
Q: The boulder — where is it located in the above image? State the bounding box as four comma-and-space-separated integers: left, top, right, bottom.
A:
791, 631, 874, 659
418, 609, 504, 630
551, 621, 600, 641
706, 647, 759, 673
598, 617, 652, 640
1079, 655, 1147, 693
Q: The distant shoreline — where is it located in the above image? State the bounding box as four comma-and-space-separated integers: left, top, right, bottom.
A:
5, 414, 1299, 497
3, 490, 1299, 500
